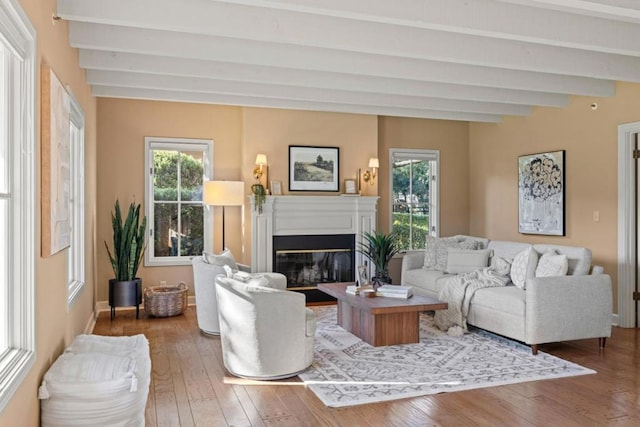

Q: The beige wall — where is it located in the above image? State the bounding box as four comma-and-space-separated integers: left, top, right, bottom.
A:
96, 99, 243, 300
469, 81, 640, 313
1, 0, 98, 424
241, 108, 379, 264
378, 116, 471, 235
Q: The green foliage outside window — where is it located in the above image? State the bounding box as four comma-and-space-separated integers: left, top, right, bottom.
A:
393, 213, 429, 251
153, 150, 205, 257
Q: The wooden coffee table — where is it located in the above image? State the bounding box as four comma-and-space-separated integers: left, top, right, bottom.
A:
317, 282, 448, 347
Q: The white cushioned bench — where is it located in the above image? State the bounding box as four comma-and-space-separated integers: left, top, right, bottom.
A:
39, 334, 151, 426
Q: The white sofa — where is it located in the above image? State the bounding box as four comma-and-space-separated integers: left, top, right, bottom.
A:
401, 236, 612, 354
215, 275, 316, 379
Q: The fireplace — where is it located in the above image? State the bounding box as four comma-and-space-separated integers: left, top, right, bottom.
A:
250, 195, 378, 302
273, 234, 355, 301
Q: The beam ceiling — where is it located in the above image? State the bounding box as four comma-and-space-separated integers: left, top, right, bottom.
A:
57, 0, 640, 122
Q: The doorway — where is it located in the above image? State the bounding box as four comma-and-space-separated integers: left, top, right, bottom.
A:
617, 121, 640, 327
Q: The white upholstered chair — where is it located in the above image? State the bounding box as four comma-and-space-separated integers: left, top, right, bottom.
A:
191, 250, 286, 335
215, 275, 316, 380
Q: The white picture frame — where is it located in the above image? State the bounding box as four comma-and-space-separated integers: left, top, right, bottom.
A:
271, 180, 282, 195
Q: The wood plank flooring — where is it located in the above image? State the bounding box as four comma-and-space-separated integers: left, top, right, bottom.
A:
93, 307, 640, 426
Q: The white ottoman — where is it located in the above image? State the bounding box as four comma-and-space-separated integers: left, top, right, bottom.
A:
39, 334, 151, 427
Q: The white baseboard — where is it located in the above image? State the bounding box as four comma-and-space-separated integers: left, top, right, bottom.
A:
95, 296, 197, 313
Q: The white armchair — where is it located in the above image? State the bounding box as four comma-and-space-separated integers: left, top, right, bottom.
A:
191, 252, 286, 335
215, 275, 316, 380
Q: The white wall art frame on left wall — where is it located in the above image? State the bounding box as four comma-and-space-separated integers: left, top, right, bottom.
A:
41, 62, 71, 256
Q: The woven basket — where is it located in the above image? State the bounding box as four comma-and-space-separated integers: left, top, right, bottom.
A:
144, 282, 188, 317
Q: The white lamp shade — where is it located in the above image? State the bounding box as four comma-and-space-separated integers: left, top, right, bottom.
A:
368, 157, 380, 168
255, 154, 268, 165
203, 181, 244, 206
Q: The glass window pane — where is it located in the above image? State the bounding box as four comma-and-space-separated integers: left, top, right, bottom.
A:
179, 203, 203, 256
180, 151, 203, 201
153, 150, 178, 201
392, 157, 433, 251
154, 203, 178, 257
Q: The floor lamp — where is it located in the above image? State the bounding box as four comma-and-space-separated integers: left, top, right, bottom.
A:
203, 180, 244, 252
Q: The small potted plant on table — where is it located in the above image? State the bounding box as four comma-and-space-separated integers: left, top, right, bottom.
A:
357, 230, 400, 289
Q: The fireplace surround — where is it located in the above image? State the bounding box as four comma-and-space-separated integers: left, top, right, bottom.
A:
250, 195, 378, 301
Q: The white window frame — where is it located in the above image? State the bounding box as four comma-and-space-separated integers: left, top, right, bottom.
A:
0, 0, 36, 413
389, 148, 440, 249
67, 90, 85, 309
144, 137, 213, 266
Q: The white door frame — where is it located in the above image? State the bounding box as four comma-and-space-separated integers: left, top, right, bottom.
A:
617, 121, 640, 328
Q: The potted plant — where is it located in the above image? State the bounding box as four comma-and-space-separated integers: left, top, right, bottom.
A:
105, 199, 147, 319
357, 230, 400, 287
252, 183, 266, 214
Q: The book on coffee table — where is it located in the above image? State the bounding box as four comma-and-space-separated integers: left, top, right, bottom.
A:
376, 285, 413, 298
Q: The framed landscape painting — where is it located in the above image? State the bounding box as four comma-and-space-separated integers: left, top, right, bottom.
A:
518, 150, 565, 236
289, 145, 339, 191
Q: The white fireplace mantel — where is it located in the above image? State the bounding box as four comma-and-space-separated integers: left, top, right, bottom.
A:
250, 195, 379, 273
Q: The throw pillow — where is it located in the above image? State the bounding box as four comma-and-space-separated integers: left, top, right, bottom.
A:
424, 237, 479, 271
446, 248, 493, 274
202, 249, 238, 270
423, 236, 457, 269
535, 249, 569, 277
510, 247, 538, 289
491, 256, 513, 277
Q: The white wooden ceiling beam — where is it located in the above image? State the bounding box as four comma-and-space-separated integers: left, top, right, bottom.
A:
79, 50, 569, 107
85, 69, 533, 116
500, 0, 640, 23
58, 0, 640, 81
69, 23, 615, 97
58, 0, 640, 56
90, 85, 503, 123
211, 0, 640, 56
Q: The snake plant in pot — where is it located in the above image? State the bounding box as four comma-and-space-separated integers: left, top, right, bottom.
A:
357, 230, 400, 288
105, 200, 147, 319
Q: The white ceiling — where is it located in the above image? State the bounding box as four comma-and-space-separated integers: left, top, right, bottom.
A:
57, 0, 640, 123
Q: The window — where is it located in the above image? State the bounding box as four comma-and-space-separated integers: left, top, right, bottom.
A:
67, 92, 85, 308
144, 137, 213, 266
390, 149, 439, 251
0, 0, 36, 412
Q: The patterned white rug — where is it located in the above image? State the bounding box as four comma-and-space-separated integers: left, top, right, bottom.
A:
299, 306, 595, 408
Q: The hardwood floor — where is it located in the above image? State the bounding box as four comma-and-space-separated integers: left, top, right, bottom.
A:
93, 307, 640, 426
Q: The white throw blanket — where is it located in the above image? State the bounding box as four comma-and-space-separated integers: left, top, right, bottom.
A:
434, 266, 511, 336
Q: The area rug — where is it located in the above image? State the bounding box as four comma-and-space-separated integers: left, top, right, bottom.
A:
298, 306, 595, 408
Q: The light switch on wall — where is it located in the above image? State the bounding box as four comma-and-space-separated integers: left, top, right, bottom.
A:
593, 211, 600, 222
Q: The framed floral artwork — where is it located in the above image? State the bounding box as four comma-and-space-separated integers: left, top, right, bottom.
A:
518, 150, 565, 236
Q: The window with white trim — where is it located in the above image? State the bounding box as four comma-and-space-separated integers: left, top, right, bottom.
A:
144, 137, 213, 266
67, 92, 85, 308
0, 0, 36, 412
390, 149, 439, 251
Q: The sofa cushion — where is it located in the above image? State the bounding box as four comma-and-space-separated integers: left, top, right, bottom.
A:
403, 268, 452, 293
471, 286, 525, 317
510, 247, 538, 289
535, 249, 569, 277
202, 248, 238, 269
446, 248, 492, 274
424, 236, 479, 271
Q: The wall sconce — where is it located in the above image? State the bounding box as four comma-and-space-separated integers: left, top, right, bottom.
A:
253, 154, 268, 182
362, 157, 379, 185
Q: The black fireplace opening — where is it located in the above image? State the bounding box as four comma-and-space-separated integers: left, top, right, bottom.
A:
273, 234, 355, 303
